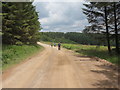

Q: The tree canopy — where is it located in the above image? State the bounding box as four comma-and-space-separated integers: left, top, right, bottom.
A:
82, 2, 120, 54
2, 2, 41, 45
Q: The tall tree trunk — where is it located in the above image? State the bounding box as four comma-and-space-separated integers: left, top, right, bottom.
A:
114, 2, 119, 54
104, 6, 111, 53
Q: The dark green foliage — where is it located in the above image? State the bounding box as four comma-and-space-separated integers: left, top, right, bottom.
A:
39, 32, 116, 46
2, 2, 41, 45
64, 32, 107, 45
39, 32, 76, 43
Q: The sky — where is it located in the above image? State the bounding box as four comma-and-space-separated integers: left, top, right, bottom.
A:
33, 0, 89, 32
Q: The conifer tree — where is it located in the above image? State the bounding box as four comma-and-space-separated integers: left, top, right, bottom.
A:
2, 2, 41, 45
83, 2, 120, 54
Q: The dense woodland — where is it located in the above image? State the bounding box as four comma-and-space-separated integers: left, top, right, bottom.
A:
2, 2, 41, 45
39, 32, 117, 46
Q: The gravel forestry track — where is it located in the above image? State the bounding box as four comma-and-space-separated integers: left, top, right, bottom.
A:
2, 42, 119, 88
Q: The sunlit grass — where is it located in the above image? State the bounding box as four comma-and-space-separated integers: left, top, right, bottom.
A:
2, 44, 43, 70
63, 44, 119, 65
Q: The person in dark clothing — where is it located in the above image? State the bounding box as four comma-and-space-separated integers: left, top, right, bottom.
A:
58, 43, 61, 50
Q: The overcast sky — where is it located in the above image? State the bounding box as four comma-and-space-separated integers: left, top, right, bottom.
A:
33, 1, 89, 32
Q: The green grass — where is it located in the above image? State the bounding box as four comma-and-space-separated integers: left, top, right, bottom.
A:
63, 44, 119, 65
2, 44, 44, 70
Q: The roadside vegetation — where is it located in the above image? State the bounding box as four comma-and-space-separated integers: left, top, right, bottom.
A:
2, 45, 43, 70
2, 2, 42, 70
62, 44, 119, 65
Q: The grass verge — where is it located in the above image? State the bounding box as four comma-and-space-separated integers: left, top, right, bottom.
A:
2, 44, 44, 70
63, 43, 119, 65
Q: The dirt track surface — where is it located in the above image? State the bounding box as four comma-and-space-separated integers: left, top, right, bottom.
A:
2, 42, 119, 88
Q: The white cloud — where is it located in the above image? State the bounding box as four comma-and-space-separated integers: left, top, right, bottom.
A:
33, 2, 89, 32
33, 0, 85, 3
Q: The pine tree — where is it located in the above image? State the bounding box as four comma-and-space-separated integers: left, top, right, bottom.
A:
2, 2, 41, 45
83, 2, 112, 53
113, 2, 119, 54
82, 2, 120, 54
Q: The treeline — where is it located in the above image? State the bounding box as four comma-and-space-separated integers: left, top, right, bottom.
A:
39, 32, 116, 46
82, 2, 120, 54
39, 32, 76, 43
64, 32, 108, 45
2, 2, 41, 45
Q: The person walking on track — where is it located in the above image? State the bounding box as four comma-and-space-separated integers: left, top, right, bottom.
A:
58, 42, 61, 50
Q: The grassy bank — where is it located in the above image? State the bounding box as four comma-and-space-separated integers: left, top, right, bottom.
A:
63, 44, 119, 65
2, 44, 43, 70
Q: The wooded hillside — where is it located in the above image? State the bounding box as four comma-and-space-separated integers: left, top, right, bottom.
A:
39, 32, 118, 46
